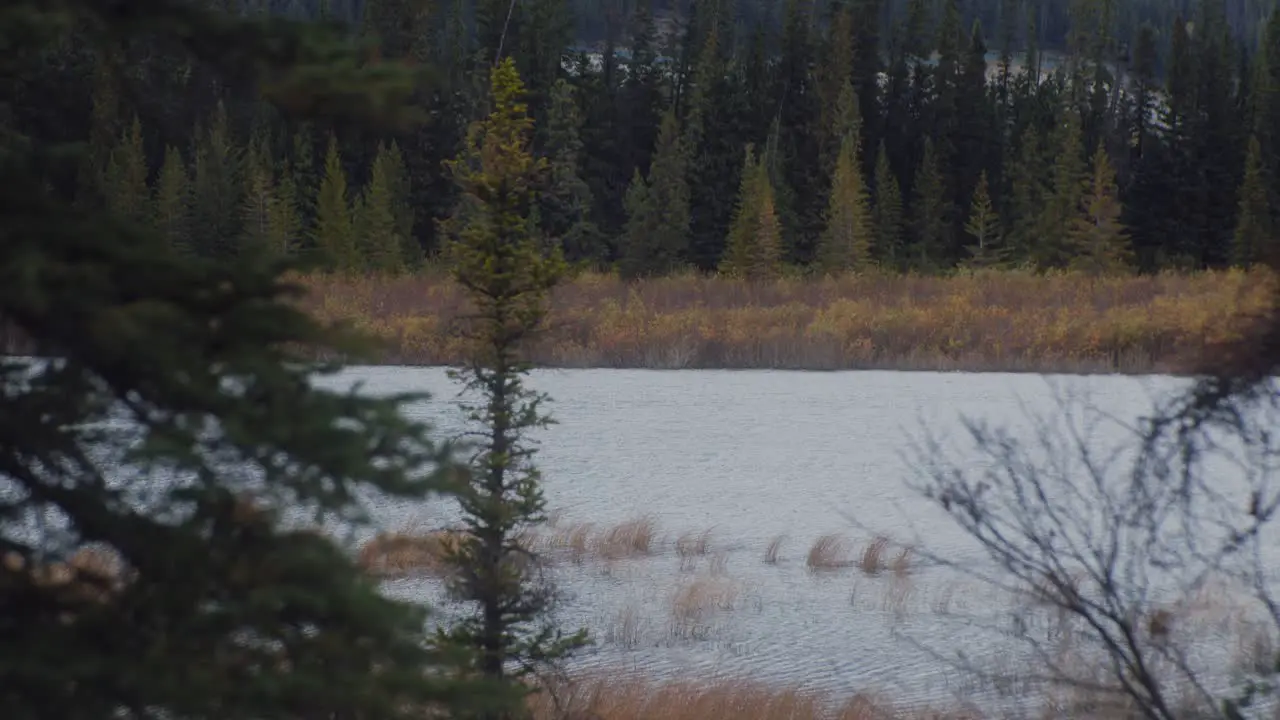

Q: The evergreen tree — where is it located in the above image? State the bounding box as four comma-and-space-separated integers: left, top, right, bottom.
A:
542, 78, 603, 264
152, 145, 191, 254
438, 57, 587, 687
962, 170, 1004, 268
620, 108, 690, 278
269, 161, 302, 257
103, 116, 149, 225
240, 141, 279, 256
620, 170, 657, 279
873, 141, 905, 269
382, 140, 418, 267
817, 119, 873, 274
358, 143, 407, 274
290, 123, 320, 238
1, 2, 505, 718
911, 138, 950, 271
1038, 108, 1088, 268
1234, 133, 1275, 267
313, 135, 359, 272
1068, 142, 1131, 275
189, 101, 243, 259
721, 145, 784, 280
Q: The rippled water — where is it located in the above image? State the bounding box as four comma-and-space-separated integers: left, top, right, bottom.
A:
312, 367, 1280, 713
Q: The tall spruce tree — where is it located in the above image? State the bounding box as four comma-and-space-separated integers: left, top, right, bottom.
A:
620, 107, 690, 278
721, 145, 784, 280
962, 170, 1004, 268
873, 141, 905, 270
358, 143, 407, 274
189, 101, 243, 259
1234, 133, 1275, 267
437, 57, 587, 691
103, 116, 150, 225
1068, 142, 1132, 275
911, 137, 950, 271
542, 78, 603, 265
313, 135, 359, 272
153, 145, 191, 254
1, 2, 506, 718
817, 96, 874, 275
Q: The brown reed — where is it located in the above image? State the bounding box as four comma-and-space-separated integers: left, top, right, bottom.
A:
764, 534, 786, 564
294, 267, 1272, 374
357, 529, 467, 578
526, 673, 985, 720
807, 533, 854, 571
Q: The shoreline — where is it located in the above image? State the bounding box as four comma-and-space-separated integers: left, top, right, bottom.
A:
299, 268, 1270, 377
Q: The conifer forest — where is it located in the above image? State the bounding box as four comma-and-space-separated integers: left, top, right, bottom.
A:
17, 0, 1280, 277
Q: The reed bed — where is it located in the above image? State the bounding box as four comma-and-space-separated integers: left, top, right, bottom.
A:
357, 529, 467, 578
527, 674, 984, 720
297, 267, 1272, 374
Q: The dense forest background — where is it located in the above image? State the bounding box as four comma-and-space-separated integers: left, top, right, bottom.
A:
8, 0, 1279, 276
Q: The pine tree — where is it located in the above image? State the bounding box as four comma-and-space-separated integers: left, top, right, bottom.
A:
542, 78, 603, 264
721, 145, 784, 280
103, 116, 149, 225
1234, 133, 1275, 267
269, 162, 302, 257
873, 141, 904, 269
817, 118, 873, 275
620, 169, 656, 279
313, 135, 359, 272
911, 138, 950, 271
357, 143, 406, 274
189, 102, 243, 259
291, 124, 320, 237
620, 108, 689, 278
1068, 142, 1132, 275
1004, 123, 1048, 266
962, 170, 1004, 268
381, 140, 418, 267
2, 2, 504, 718
152, 145, 191, 254
438, 57, 586, 687
1038, 108, 1088, 269
240, 142, 278, 256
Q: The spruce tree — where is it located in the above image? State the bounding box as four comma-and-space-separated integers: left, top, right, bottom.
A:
542, 78, 603, 265
438, 57, 587, 690
620, 170, 656, 279
721, 145, 784, 280
817, 114, 873, 275
911, 137, 950, 271
313, 135, 359, 273
1004, 123, 1048, 266
1038, 108, 1088, 269
962, 170, 1004, 268
103, 116, 149, 225
620, 108, 689, 278
1068, 142, 1132, 275
870, 141, 902, 269
357, 143, 406, 275
153, 145, 191, 254
240, 142, 278, 257
1, 2, 504, 718
1234, 133, 1275, 267
382, 139, 419, 267
189, 101, 243, 259
269, 162, 302, 258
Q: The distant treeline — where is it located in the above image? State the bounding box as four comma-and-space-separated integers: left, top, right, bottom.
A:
7, 0, 1279, 276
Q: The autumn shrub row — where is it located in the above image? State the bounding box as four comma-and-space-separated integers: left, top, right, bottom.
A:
297, 267, 1272, 374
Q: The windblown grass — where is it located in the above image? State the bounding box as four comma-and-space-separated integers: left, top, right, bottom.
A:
296, 267, 1272, 373
357, 528, 466, 578
807, 533, 854, 571
669, 576, 739, 640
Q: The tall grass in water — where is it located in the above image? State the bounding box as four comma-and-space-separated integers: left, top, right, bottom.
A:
296, 267, 1271, 373
527, 675, 984, 719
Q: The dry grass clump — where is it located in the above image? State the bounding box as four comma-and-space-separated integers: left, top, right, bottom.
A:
764, 534, 786, 564
527, 674, 984, 720
807, 533, 854, 571
675, 528, 713, 559
594, 515, 657, 560
548, 521, 595, 564
604, 605, 645, 649
357, 528, 467, 578
297, 267, 1271, 373
669, 576, 738, 639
